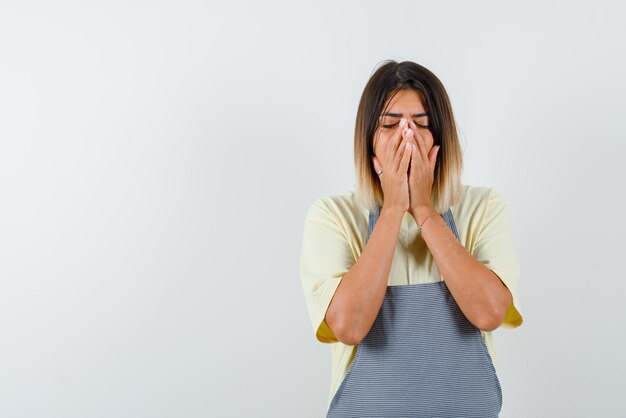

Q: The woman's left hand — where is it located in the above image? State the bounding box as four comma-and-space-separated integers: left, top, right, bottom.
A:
403, 120, 440, 218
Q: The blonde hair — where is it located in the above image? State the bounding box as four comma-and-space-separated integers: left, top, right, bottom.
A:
354, 60, 464, 214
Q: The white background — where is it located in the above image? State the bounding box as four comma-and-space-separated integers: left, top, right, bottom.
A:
1, 1, 625, 417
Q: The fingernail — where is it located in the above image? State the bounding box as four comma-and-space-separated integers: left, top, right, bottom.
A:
400, 118, 407, 127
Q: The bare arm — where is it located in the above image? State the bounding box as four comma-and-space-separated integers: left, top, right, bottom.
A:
412, 205, 513, 331
324, 206, 405, 346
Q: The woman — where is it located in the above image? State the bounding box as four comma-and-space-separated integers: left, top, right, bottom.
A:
299, 60, 524, 417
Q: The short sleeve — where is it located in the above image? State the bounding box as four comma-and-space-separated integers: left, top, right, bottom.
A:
300, 198, 356, 343
472, 188, 524, 329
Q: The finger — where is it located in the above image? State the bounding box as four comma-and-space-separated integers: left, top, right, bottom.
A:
394, 136, 411, 172
373, 129, 387, 151
400, 126, 419, 171
404, 130, 417, 170
376, 130, 396, 171
389, 118, 407, 152
388, 122, 405, 158
410, 141, 418, 170
408, 121, 427, 161
403, 127, 424, 167
429, 145, 440, 169
400, 139, 412, 172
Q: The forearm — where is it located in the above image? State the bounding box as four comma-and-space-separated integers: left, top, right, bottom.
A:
412, 206, 512, 331
327, 206, 404, 345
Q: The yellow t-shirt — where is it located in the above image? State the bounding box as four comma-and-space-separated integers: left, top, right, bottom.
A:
299, 184, 524, 409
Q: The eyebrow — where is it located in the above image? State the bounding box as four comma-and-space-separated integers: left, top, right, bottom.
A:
381, 112, 428, 118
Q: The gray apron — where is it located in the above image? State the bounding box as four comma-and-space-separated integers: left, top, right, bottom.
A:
326, 207, 502, 418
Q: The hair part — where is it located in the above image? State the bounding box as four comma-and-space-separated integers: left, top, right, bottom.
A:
354, 59, 463, 214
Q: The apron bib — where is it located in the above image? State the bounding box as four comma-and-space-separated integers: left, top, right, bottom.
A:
326, 207, 502, 418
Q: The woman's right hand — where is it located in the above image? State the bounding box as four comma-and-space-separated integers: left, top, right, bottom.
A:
371, 118, 414, 214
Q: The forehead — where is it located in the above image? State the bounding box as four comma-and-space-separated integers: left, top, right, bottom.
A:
382, 89, 427, 116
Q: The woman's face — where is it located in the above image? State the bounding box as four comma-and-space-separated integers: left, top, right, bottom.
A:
373, 89, 434, 159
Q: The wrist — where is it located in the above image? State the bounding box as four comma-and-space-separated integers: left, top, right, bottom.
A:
380, 206, 406, 223
410, 205, 438, 226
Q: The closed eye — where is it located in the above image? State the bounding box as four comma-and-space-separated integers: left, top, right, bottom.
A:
382, 121, 429, 129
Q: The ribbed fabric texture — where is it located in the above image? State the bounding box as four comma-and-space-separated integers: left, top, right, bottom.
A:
327, 207, 502, 418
